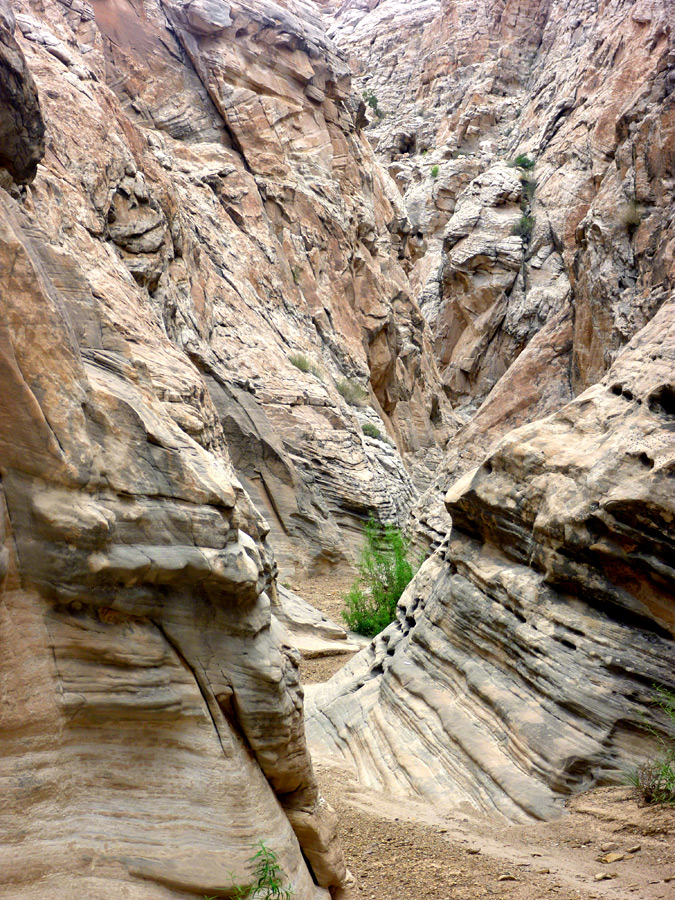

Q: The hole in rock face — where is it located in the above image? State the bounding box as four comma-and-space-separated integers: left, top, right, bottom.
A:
648, 383, 675, 417
611, 383, 623, 396
638, 452, 654, 469
556, 637, 577, 651
398, 134, 417, 154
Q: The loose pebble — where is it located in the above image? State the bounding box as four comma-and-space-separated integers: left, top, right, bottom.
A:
600, 841, 620, 852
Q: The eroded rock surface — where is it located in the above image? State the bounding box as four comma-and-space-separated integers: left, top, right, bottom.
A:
306, 0, 675, 824
9, 0, 450, 579
0, 163, 354, 900
307, 298, 675, 822
0, 0, 453, 894
326, 0, 675, 542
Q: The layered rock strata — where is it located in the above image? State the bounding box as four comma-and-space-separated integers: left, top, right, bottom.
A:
306, 0, 675, 823
0, 0, 461, 894
307, 297, 675, 822
326, 0, 675, 544
8, 0, 450, 579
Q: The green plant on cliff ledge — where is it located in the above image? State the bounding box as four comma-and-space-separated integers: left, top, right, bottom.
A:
430, 164, 440, 178
223, 841, 293, 900
336, 377, 369, 406
361, 422, 384, 440
342, 518, 417, 637
362, 88, 385, 120
511, 214, 534, 240
626, 686, 675, 805
288, 352, 322, 380
511, 153, 535, 169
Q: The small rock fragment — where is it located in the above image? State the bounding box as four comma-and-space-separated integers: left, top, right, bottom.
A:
594, 871, 617, 881
597, 852, 625, 864
536, 867, 551, 874
627, 844, 642, 854
498, 874, 517, 881
600, 841, 620, 852
467, 847, 481, 854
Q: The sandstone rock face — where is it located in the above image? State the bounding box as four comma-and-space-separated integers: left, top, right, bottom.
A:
327, 0, 675, 499
0, 0, 466, 893
306, 0, 675, 822
307, 298, 675, 822
9, 0, 450, 579
0, 174, 351, 899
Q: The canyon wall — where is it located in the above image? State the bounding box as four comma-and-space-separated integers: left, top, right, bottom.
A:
326, 0, 675, 541
6, 0, 450, 578
0, 0, 451, 894
307, 0, 675, 821
2, 0, 674, 891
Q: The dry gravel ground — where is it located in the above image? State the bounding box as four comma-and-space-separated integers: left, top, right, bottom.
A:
292, 575, 675, 900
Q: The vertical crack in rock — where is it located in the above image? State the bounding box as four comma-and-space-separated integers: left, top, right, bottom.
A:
151, 617, 232, 758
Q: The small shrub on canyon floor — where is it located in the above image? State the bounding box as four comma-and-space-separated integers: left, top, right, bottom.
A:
222, 841, 292, 900
627, 686, 675, 805
511, 153, 535, 169
342, 518, 416, 637
336, 378, 369, 406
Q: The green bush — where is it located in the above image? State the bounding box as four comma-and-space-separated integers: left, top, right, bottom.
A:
362, 89, 385, 120
289, 353, 322, 380
627, 686, 675, 805
511, 214, 534, 239
219, 841, 291, 900
336, 378, 368, 406
289, 352, 310, 372
430, 164, 440, 178
342, 518, 417, 636
512, 153, 535, 169
361, 422, 383, 440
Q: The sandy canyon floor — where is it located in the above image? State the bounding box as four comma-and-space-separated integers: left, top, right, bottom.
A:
293, 576, 675, 900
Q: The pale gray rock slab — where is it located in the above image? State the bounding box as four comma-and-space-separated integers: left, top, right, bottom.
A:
274, 585, 361, 658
